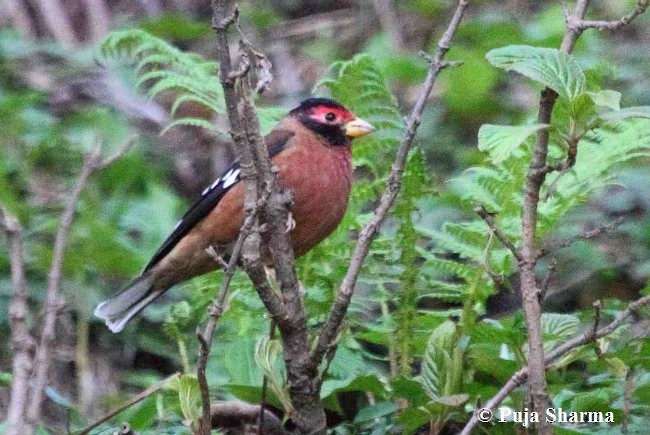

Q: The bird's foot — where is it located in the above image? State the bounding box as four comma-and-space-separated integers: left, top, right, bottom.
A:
285, 212, 296, 233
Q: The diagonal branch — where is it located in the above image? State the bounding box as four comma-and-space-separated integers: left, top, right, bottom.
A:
75, 373, 180, 435
25, 136, 135, 430
25, 144, 102, 428
312, 0, 471, 368
537, 216, 624, 258
459, 293, 650, 435
475, 204, 521, 262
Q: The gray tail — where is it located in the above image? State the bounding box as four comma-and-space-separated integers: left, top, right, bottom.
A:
94, 273, 162, 333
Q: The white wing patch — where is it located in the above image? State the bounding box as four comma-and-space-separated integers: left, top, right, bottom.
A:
222, 168, 240, 188
200, 167, 241, 197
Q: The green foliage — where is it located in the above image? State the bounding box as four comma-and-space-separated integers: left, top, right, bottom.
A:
2, 3, 650, 433
168, 374, 202, 430
99, 29, 284, 136
486, 45, 586, 100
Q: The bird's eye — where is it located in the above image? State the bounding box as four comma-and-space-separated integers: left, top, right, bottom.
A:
325, 112, 336, 121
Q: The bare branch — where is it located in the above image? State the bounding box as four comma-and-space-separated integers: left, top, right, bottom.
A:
517, 0, 595, 426
459, 293, 650, 435
0, 207, 35, 435
76, 373, 180, 435
206, 401, 286, 435
371, 0, 406, 51
197, 184, 283, 433
98, 136, 137, 169
205, 245, 230, 269
205, 1, 317, 432
25, 144, 102, 427
33, 0, 77, 48
312, 0, 471, 367
622, 366, 634, 433
539, 259, 557, 300
538, 216, 624, 258
475, 204, 521, 261
591, 299, 602, 337
24, 137, 134, 430
577, 1, 648, 31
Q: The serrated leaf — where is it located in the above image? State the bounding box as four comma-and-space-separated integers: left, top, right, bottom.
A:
586, 90, 621, 111
420, 320, 465, 403
478, 123, 546, 163
486, 45, 586, 100
542, 313, 580, 339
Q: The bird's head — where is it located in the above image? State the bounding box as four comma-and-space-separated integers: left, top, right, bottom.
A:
290, 98, 375, 146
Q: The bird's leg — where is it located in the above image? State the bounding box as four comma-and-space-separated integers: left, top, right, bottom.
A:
285, 211, 296, 233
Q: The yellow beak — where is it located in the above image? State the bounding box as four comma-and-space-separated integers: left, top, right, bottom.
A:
344, 117, 376, 138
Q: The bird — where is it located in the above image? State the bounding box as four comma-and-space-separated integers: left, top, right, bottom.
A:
94, 98, 375, 332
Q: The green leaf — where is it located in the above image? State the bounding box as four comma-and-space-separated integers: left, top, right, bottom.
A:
478, 123, 546, 163
168, 374, 202, 428
486, 45, 586, 100
159, 117, 219, 136
586, 90, 621, 111
542, 313, 580, 340
0, 371, 12, 387
320, 374, 386, 399
254, 337, 293, 414
599, 106, 650, 123
420, 320, 465, 402
354, 401, 398, 423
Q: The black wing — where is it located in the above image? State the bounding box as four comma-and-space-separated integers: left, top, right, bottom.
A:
142, 130, 294, 272
143, 162, 241, 271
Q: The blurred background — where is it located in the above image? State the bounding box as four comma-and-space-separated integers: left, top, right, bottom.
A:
1, 0, 649, 433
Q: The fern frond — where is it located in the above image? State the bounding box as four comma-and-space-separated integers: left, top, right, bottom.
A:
99, 29, 281, 136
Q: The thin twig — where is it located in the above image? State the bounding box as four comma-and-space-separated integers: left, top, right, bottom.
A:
197, 187, 276, 435
591, 299, 602, 337
539, 259, 557, 300
538, 216, 624, 258
98, 136, 137, 168
312, 0, 471, 367
75, 373, 180, 435
22, 136, 134, 431
475, 204, 521, 261
0, 207, 35, 435
622, 366, 634, 433
459, 293, 650, 435
205, 245, 230, 269
543, 133, 581, 200
578, 1, 648, 31
25, 144, 103, 427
